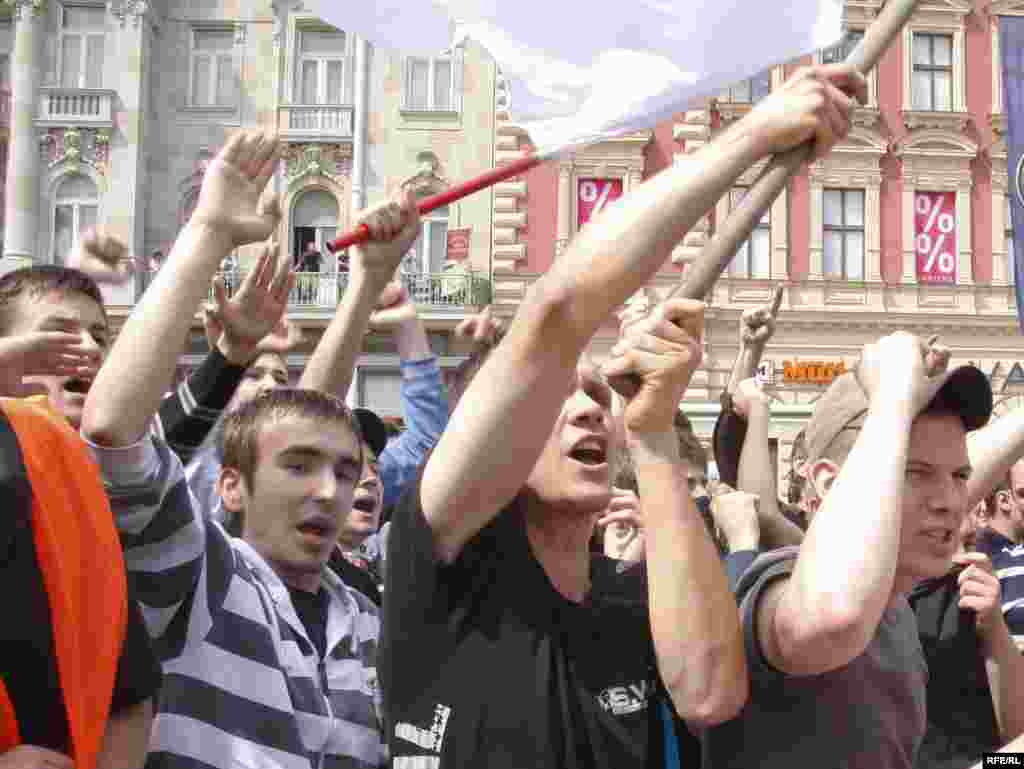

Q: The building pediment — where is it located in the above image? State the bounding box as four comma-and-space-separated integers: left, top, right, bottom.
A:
914, 0, 971, 14
894, 128, 979, 159
988, 0, 1024, 16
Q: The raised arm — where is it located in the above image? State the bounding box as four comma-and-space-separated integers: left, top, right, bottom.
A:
760, 333, 950, 676
422, 65, 864, 562
733, 377, 804, 548
725, 286, 782, 395
298, 192, 420, 397
83, 131, 281, 448
966, 407, 1024, 512
604, 299, 747, 727
367, 283, 450, 508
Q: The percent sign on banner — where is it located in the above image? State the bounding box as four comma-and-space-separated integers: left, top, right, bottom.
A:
577, 178, 624, 229
915, 191, 957, 284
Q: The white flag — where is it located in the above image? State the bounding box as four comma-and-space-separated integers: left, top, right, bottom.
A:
304, 0, 843, 153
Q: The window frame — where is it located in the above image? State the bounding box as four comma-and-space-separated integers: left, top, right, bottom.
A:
822, 188, 866, 281
295, 28, 347, 106
400, 53, 462, 113
404, 205, 450, 274
728, 186, 771, 279
57, 3, 106, 90
911, 32, 953, 112
51, 173, 99, 265
718, 68, 771, 105
187, 26, 238, 109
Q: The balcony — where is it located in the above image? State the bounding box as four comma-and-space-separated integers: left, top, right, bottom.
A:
139, 269, 494, 315
36, 88, 115, 128
278, 105, 354, 141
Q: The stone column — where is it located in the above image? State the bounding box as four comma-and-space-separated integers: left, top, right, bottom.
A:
350, 35, 369, 213
2, 0, 46, 269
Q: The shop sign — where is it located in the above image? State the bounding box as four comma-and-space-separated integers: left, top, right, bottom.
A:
782, 360, 848, 385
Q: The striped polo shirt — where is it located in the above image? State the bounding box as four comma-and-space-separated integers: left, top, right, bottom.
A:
86, 433, 386, 769
975, 528, 1024, 646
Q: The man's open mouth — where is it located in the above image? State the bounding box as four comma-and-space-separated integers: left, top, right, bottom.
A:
569, 437, 608, 467
63, 377, 93, 395
352, 496, 376, 514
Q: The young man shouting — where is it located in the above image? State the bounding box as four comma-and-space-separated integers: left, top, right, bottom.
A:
381, 63, 864, 768
81, 130, 419, 769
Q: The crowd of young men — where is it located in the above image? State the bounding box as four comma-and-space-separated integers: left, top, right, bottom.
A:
3, 60, 1024, 769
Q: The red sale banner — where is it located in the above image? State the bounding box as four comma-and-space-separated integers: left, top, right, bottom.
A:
915, 191, 957, 284
577, 178, 624, 229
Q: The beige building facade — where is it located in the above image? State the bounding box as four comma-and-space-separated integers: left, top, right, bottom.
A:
0, 0, 499, 416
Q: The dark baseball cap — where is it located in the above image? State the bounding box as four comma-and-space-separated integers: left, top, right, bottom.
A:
353, 408, 389, 459
804, 364, 993, 466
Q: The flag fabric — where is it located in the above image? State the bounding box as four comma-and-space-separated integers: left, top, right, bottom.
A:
303, 0, 843, 153
1000, 15, 1024, 332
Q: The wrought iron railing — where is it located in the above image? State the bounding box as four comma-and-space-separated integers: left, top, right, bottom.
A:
177, 269, 491, 310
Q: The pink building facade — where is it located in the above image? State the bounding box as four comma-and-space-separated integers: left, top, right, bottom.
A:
487, 0, 1024, 478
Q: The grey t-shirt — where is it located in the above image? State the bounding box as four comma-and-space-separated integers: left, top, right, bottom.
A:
703, 547, 928, 769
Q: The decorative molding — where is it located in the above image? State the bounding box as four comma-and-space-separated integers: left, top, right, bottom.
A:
901, 110, 970, 134
400, 151, 448, 197
40, 127, 111, 175
12, 0, 45, 22
108, 0, 151, 28
491, 122, 530, 275
672, 109, 711, 265
282, 142, 352, 185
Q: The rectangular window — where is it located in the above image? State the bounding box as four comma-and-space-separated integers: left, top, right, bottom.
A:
822, 188, 865, 280
296, 29, 346, 104
720, 68, 771, 104
729, 187, 771, 278
911, 32, 952, 111
403, 56, 456, 111
822, 30, 864, 65
59, 4, 105, 89
190, 29, 236, 107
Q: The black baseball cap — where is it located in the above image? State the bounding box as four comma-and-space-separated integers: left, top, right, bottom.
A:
353, 408, 388, 458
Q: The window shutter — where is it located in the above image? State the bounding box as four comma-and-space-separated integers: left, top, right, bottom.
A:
452, 47, 464, 113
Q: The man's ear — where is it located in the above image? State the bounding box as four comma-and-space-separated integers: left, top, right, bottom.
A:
219, 467, 246, 515
807, 458, 841, 506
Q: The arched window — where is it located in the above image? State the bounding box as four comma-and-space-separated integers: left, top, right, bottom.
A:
53, 174, 98, 264
292, 189, 339, 272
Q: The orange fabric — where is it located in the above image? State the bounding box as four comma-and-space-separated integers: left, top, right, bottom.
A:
0, 680, 19, 752
0, 398, 127, 769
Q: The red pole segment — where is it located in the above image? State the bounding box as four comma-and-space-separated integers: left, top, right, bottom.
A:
325, 152, 549, 253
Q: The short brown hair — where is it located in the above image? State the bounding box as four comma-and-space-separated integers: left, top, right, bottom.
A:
0, 265, 107, 335
674, 410, 707, 473
221, 388, 363, 489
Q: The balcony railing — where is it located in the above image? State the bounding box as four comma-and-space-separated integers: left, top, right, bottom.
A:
37, 88, 115, 127
139, 269, 491, 311
278, 105, 354, 139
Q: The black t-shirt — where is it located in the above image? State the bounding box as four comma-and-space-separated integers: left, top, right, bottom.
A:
0, 409, 162, 753
910, 568, 1001, 768
287, 586, 329, 659
381, 479, 698, 768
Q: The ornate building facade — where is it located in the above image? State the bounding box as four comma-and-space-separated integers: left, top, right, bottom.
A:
0, 0, 499, 416
501, 0, 1024, 482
